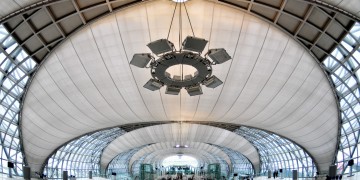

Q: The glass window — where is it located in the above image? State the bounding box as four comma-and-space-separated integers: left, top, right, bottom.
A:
43, 128, 126, 178
323, 22, 360, 174
234, 127, 316, 178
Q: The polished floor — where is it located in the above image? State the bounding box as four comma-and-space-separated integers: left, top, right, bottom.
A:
1, 173, 360, 180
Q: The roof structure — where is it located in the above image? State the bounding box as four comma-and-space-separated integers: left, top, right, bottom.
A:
0, 0, 359, 178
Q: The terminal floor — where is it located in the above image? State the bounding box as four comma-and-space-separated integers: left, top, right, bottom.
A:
253, 174, 360, 180
1, 174, 360, 180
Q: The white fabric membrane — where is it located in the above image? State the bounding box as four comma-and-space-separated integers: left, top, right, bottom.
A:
21, 0, 338, 172
101, 123, 259, 171
128, 140, 233, 170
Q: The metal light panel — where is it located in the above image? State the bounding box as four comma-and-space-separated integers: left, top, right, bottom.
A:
203, 75, 223, 88
165, 86, 181, 95
207, 48, 231, 64
165, 72, 171, 78
143, 79, 163, 91
173, 75, 181, 81
186, 85, 203, 96
130, 53, 152, 68
184, 74, 193, 81
182, 36, 208, 53
147, 39, 174, 55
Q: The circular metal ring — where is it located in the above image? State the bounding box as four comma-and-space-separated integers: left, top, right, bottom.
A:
151, 52, 212, 88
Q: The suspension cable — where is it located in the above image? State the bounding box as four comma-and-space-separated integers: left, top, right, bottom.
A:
183, 2, 195, 37
167, 3, 178, 40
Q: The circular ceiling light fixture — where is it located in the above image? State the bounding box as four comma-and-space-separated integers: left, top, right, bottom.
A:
172, 0, 188, 3
174, 144, 189, 148
130, 1, 231, 96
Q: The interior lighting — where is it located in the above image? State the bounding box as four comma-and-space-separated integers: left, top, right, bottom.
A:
130, 0, 231, 96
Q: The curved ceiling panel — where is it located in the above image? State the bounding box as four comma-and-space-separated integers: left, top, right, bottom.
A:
128, 142, 232, 170
21, 0, 338, 172
101, 123, 259, 172
0, 0, 40, 18
141, 150, 221, 166
321, 0, 360, 17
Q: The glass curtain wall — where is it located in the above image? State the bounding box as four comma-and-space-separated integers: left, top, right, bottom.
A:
323, 22, 360, 174
107, 147, 144, 178
0, 25, 37, 176
216, 146, 254, 176
234, 127, 316, 177
131, 156, 146, 177
43, 127, 126, 178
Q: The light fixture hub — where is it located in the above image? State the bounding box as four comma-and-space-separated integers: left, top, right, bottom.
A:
151, 51, 212, 89
130, 37, 231, 96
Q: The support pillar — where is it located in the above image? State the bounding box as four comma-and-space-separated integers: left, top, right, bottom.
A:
7, 162, 13, 178
328, 165, 336, 179
63, 171, 68, 180
292, 170, 297, 180
89, 171, 92, 179
23, 166, 31, 180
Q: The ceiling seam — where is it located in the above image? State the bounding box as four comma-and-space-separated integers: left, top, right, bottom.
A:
25, 89, 84, 133
113, 8, 158, 122
247, 63, 318, 125
68, 37, 130, 123
52, 52, 116, 123
88, 25, 146, 122
227, 38, 291, 122
200, 11, 246, 121
215, 24, 271, 121
35, 66, 101, 127
242, 47, 306, 122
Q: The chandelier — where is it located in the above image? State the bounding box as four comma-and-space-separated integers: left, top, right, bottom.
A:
130, 1, 231, 96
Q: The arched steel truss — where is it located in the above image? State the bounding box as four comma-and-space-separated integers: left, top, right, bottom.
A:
234, 126, 316, 177
322, 22, 360, 174
0, 0, 358, 177
40, 123, 322, 178
43, 127, 126, 178
106, 146, 144, 178
214, 145, 255, 176
127, 142, 232, 171
127, 149, 230, 177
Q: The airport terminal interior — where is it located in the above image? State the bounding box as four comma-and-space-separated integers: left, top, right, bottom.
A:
0, 0, 360, 179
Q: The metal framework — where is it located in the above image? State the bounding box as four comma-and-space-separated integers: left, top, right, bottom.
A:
234, 127, 316, 177
40, 122, 240, 178
219, 0, 356, 62
37, 122, 332, 178
43, 127, 126, 178
131, 156, 145, 177
0, 24, 36, 176
128, 149, 230, 176
322, 22, 360, 173
214, 145, 254, 177
0, 0, 358, 177
106, 147, 143, 179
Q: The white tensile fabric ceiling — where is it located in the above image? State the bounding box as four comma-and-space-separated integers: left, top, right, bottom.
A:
21, 0, 338, 173
320, 0, 360, 17
128, 142, 232, 170
0, 0, 39, 18
139, 149, 224, 167
101, 124, 259, 171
